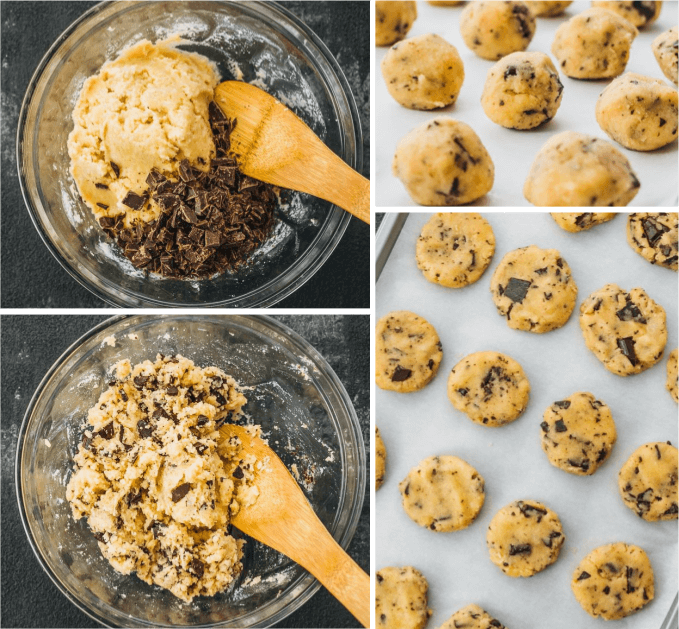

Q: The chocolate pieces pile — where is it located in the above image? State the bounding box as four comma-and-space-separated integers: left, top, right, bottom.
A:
99, 102, 276, 279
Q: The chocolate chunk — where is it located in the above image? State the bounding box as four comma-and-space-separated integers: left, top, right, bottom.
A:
110, 162, 120, 177
554, 419, 567, 432
189, 558, 205, 579
146, 170, 166, 189
98, 422, 115, 440
196, 415, 209, 426
577, 571, 591, 580
133, 375, 150, 389
534, 267, 548, 275
616, 302, 646, 323
95, 183, 109, 190
150, 520, 166, 538
126, 488, 143, 507
119, 388, 128, 402
567, 458, 590, 472
391, 366, 412, 382
518, 502, 547, 518
232, 465, 245, 479
93, 531, 107, 543
194, 443, 208, 455
540, 421, 549, 432
554, 400, 571, 409
96, 203, 109, 210
122, 191, 146, 210
632, 1, 657, 19
504, 66, 518, 80
137, 419, 153, 438
663, 504, 678, 516
504, 277, 531, 303
509, 543, 532, 556
457, 388, 469, 397
574, 213, 593, 228
642, 216, 668, 246
617, 337, 638, 366
166, 386, 178, 395
171, 483, 191, 503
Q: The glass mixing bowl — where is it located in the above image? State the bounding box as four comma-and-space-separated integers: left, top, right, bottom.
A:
17, 1, 362, 307
16, 315, 365, 627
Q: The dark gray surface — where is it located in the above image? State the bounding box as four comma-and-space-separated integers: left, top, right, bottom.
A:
1, 315, 369, 629
0, 1, 369, 309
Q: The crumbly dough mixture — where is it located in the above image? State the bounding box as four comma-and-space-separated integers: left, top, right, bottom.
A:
653, 26, 678, 85
66, 354, 263, 602
376, 1, 418, 46
376, 566, 432, 629
438, 604, 507, 629
68, 40, 218, 229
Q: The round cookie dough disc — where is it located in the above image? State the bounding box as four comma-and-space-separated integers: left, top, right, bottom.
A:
668, 349, 678, 403
595, 73, 679, 151
416, 213, 496, 288
486, 500, 565, 577
627, 213, 678, 271
376, 427, 387, 490
551, 212, 616, 232
393, 118, 495, 206
591, 1, 663, 27
552, 9, 637, 79
618, 441, 678, 521
653, 26, 678, 85
460, 1, 536, 61
376, 1, 418, 46
524, 131, 640, 207
571, 543, 655, 620
376, 566, 432, 629
525, 1, 573, 16
541, 392, 617, 475
481, 51, 564, 130
399, 455, 485, 532
490, 245, 577, 333
375, 311, 443, 392
579, 284, 667, 376
447, 351, 530, 427
381, 34, 465, 110
438, 604, 508, 629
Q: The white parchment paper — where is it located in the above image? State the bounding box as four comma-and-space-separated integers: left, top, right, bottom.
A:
375, 1, 679, 207
376, 212, 678, 628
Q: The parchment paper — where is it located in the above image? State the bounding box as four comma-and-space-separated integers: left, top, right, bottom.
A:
376, 212, 678, 628
375, 1, 679, 207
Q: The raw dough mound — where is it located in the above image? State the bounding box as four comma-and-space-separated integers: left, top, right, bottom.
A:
653, 26, 678, 85
595, 73, 678, 151
376, 1, 418, 46
460, 1, 536, 61
376, 566, 432, 629
551, 212, 616, 232
572, 543, 654, 620
524, 131, 640, 207
376, 427, 387, 489
552, 8, 638, 79
381, 34, 465, 110
667, 349, 678, 403
525, 1, 573, 16
627, 212, 678, 271
481, 51, 564, 129
67, 39, 217, 229
438, 604, 507, 629
66, 354, 259, 602
591, 1, 663, 27
393, 118, 494, 206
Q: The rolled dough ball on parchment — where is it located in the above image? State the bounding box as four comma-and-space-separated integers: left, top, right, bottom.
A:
376, 1, 418, 46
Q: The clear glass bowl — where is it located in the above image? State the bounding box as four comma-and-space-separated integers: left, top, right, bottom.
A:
17, 1, 362, 307
16, 315, 365, 627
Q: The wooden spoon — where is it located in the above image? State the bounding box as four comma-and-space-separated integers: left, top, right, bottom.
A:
214, 81, 370, 224
219, 424, 369, 627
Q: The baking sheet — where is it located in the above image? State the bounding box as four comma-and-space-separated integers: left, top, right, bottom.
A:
376, 212, 679, 629
375, 1, 679, 207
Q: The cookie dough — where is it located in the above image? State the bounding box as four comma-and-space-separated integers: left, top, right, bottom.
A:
376, 311, 443, 392
66, 354, 259, 602
525, 1, 573, 16
393, 118, 495, 206
381, 34, 465, 110
376, 566, 432, 629
490, 245, 577, 333
524, 131, 640, 207
550, 212, 617, 232
653, 26, 678, 85
447, 351, 530, 427
438, 604, 507, 629
399, 455, 485, 532
376, 1, 418, 46
591, 1, 663, 27
376, 427, 387, 490
572, 543, 655, 620
415, 213, 496, 288
627, 212, 678, 271
460, 1, 536, 61
618, 441, 678, 521
668, 349, 678, 403
541, 392, 617, 475
596, 73, 678, 151
579, 284, 667, 376
486, 500, 565, 577
552, 9, 638, 79
67, 39, 217, 230
481, 52, 564, 130
428, 1, 465, 4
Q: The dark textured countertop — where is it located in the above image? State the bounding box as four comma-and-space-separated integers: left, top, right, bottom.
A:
0, 1, 369, 308
1, 315, 369, 628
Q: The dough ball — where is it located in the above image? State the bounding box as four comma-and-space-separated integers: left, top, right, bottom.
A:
551, 212, 617, 232
653, 26, 678, 85
596, 73, 678, 151
552, 8, 638, 79
393, 118, 494, 206
591, 1, 662, 27
525, 1, 573, 16
438, 605, 508, 629
460, 1, 536, 61
376, 1, 418, 46
381, 34, 465, 110
376, 427, 387, 490
481, 51, 564, 129
524, 131, 640, 207
667, 349, 678, 403
376, 566, 432, 629
428, 1, 465, 4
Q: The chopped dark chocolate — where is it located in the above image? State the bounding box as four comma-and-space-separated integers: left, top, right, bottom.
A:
98, 422, 115, 440
504, 277, 531, 303
95, 183, 109, 190
554, 419, 567, 433
509, 543, 532, 556
577, 571, 591, 580
122, 191, 147, 210
554, 400, 571, 409
642, 216, 668, 246
232, 465, 244, 479
616, 302, 646, 323
189, 558, 205, 579
391, 365, 412, 382
110, 162, 120, 178
137, 419, 153, 439
171, 483, 192, 503
617, 337, 639, 366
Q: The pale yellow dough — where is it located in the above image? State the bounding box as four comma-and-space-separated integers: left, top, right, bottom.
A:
653, 26, 678, 85
428, 1, 465, 4
66, 354, 263, 602
437, 604, 507, 629
550, 212, 616, 232
668, 349, 678, 403
525, 1, 573, 16
376, 426, 387, 489
376, 566, 432, 629
591, 1, 663, 27
68, 39, 217, 229
376, 1, 418, 46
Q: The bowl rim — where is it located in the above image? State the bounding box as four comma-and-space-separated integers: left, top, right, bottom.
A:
16, 0, 364, 308
15, 314, 366, 627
